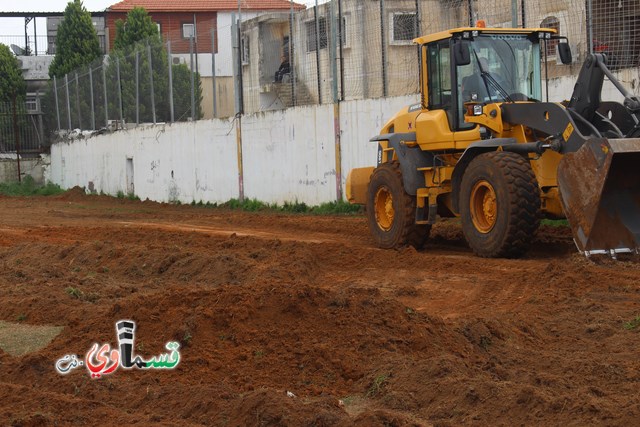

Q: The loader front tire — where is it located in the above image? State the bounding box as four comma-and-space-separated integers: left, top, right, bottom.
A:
366, 162, 430, 249
460, 151, 540, 258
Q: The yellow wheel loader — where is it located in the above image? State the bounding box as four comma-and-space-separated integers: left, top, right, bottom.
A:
346, 27, 640, 258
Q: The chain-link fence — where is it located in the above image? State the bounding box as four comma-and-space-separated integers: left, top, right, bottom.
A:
46, 32, 204, 134
44, 0, 640, 129
239, 0, 640, 114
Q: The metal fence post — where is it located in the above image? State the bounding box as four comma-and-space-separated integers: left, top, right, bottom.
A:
314, 1, 322, 104
147, 42, 156, 124
289, 0, 296, 106
89, 66, 96, 130
330, 0, 338, 103
75, 72, 82, 129
587, 0, 593, 54
211, 29, 217, 118
53, 76, 61, 131
11, 94, 21, 182
116, 56, 124, 128
167, 40, 174, 123
102, 63, 108, 128
380, 0, 388, 97
189, 36, 195, 120
65, 74, 72, 130
135, 49, 140, 125
338, 0, 345, 101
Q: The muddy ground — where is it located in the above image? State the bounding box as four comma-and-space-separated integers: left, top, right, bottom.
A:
1, 190, 640, 426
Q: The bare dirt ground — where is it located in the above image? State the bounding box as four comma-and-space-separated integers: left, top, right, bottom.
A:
1, 189, 640, 426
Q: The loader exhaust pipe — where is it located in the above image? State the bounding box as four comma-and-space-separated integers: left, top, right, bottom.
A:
557, 138, 640, 257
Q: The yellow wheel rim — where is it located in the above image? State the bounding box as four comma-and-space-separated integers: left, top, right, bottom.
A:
374, 187, 394, 231
470, 180, 497, 233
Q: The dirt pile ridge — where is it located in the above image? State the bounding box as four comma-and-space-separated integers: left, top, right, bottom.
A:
1, 191, 640, 425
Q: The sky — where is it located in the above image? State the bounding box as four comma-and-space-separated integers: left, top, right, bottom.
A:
0, 0, 323, 39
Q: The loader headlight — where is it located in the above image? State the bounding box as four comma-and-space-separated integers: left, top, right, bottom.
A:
465, 103, 484, 116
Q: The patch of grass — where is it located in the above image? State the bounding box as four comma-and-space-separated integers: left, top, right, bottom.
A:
623, 315, 640, 330
116, 190, 125, 199
280, 200, 309, 213
182, 332, 192, 346
0, 321, 63, 356
479, 335, 492, 350
405, 307, 417, 317
311, 200, 362, 215
0, 176, 64, 197
65, 287, 83, 299
366, 373, 390, 397
64, 287, 98, 303
224, 198, 269, 212
16, 314, 26, 322
541, 219, 569, 227
126, 192, 140, 201
219, 198, 362, 215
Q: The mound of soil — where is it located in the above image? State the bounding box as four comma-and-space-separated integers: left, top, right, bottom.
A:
1, 193, 640, 425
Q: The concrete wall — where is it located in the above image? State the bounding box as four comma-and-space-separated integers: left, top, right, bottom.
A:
50, 94, 418, 205
0, 156, 47, 185
48, 67, 638, 206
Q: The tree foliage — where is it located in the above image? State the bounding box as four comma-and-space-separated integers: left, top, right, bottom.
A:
0, 43, 26, 103
114, 7, 160, 49
109, 7, 203, 123
172, 63, 203, 120
49, 0, 101, 78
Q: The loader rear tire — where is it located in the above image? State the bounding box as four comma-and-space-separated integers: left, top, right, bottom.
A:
460, 151, 540, 258
366, 162, 430, 249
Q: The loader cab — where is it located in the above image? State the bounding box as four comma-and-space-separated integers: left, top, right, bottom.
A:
418, 28, 547, 135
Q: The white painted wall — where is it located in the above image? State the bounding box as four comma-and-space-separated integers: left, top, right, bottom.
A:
52, 69, 640, 206
50, 119, 239, 204
0, 156, 47, 185
50, 94, 418, 205
215, 12, 260, 77
546, 68, 639, 103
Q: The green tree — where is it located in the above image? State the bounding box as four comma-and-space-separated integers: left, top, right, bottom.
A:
49, 0, 101, 78
0, 43, 26, 103
172, 63, 203, 120
114, 7, 160, 49
110, 6, 202, 123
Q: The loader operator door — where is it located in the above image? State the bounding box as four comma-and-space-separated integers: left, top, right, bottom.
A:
418, 40, 481, 149
427, 40, 458, 130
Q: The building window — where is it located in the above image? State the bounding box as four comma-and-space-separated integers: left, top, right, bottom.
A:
390, 12, 417, 44
182, 23, 195, 39
25, 96, 39, 113
241, 35, 250, 65
306, 17, 327, 52
541, 16, 560, 57
338, 14, 350, 48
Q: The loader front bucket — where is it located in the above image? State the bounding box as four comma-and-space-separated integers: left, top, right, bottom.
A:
557, 138, 640, 256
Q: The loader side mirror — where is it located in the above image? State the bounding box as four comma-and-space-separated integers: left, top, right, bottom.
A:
556, 37, 572, 64
454, 40, 471, 66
